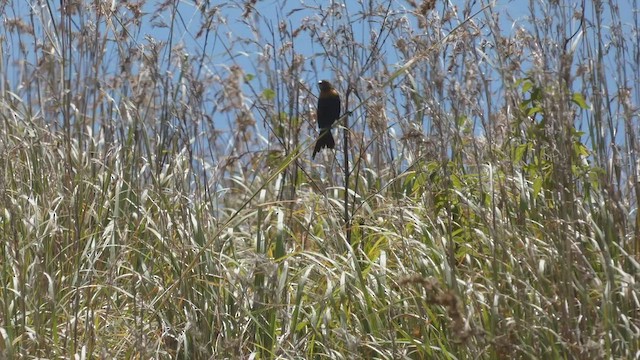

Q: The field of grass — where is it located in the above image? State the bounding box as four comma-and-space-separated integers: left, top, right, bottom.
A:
1, 0, 639, 358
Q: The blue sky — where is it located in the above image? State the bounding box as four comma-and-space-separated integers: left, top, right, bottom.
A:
4, 0, 638, 156
7, 0, 636, 95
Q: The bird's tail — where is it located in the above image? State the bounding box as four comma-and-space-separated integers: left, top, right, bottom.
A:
312, 129, 335, 159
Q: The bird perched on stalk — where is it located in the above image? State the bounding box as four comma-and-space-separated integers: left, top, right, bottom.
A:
312, 80, 341, 159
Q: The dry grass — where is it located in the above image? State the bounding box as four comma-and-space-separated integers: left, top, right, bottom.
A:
1, 0, 638, 358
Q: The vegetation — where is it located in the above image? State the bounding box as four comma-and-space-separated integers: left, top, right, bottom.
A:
1, 0, 638, 358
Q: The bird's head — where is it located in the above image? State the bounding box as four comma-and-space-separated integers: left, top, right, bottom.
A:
318, 80, 333, 92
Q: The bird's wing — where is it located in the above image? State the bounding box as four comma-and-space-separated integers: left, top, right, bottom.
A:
317, 92, 341, 129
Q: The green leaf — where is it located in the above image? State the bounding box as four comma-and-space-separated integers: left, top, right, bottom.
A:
573, 141, 589, 157
262, 88, 275, 101
514, 143, 529, 162
532, 177, 543, 198
527, 106, 543, 117
571, 93, 588, 109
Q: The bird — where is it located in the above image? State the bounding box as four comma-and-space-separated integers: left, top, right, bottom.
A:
312, 80, 341, 159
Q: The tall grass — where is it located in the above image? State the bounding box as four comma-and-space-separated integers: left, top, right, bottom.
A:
1, 0, 638, 358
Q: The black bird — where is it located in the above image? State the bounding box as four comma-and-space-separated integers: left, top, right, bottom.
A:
312, 80, 340, 159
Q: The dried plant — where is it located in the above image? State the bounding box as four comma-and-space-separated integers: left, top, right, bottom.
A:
0, 0, 638, 358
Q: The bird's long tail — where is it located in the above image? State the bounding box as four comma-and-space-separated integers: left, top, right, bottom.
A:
312, 129, 335, 159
